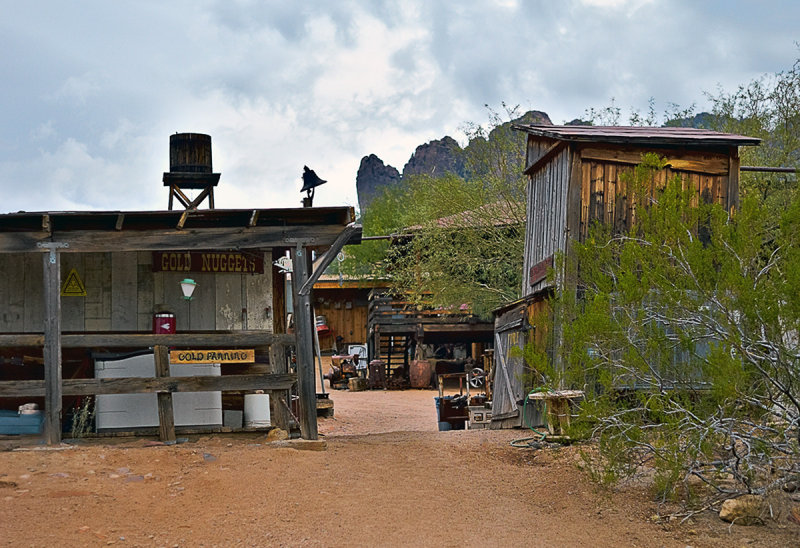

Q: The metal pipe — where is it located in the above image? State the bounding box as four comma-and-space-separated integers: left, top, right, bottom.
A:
312, 306, 327, 396
740, 166, 797, 173
360, 234, 395, 241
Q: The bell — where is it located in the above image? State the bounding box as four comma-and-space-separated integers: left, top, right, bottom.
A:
301, 166, 327, 192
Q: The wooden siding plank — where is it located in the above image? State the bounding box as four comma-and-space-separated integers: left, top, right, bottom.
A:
524, 141, 567, 175
23, 253, 44, 333
60, 253, 85, 331
0, 331, 293, 348
565, 147, 582, 248
605, 164, 616, 225
614, 166, 627, 235
690, 173, 700, 208
246, 252, 273, 331
580, 146, 729, 174
580, 162, 591, 241
162, 271, 189, 331
0, 255, 9, 331
0, 373, 297, 397
5, 255, 24, 332
590, 162, 604, 228
215, 273, 243, 330
84, 252, 112, 331
190, 272, 216, 330
525, 136, 559, 173
111, 252, 138, 331
137, 256, 154, 331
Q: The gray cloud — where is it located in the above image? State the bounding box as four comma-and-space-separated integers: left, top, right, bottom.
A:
0, 0, 797, 212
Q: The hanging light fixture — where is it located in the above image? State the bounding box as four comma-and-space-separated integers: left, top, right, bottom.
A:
180, 278, 197, 300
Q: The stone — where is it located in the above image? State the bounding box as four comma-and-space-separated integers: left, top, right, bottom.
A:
266, 428, 289, 442
272, 439, 327, 451
719, 495, 765, 526
401, 136, 465, 181
355, 154, 401, 212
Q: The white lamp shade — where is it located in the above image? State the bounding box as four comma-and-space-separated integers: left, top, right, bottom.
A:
180, 278, 197, 300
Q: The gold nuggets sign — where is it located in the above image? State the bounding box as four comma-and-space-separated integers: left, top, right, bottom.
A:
170, 349, 255, 364
153, 251, 264, 273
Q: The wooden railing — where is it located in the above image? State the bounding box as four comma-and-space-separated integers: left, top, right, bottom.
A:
368, 292, 477, 328
0, 331, 295, 443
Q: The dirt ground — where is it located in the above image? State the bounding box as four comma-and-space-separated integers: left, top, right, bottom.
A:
1, 366, 798, 546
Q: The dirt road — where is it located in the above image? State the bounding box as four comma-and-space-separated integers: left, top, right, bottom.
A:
1, 384, 797, 546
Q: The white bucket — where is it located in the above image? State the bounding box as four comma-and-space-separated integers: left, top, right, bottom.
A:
243, 393, 271, 428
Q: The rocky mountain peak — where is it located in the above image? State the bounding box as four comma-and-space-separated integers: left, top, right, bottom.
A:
356, 110, 552, 213
356, 154, 400, 212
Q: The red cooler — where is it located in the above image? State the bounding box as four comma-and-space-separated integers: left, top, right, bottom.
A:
153, 312, 176, 334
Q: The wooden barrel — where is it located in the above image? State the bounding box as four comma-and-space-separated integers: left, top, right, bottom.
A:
169, 133, 212, 173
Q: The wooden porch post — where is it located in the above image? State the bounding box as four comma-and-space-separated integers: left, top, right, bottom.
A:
291, 244, 318, 440
153, 345, 176, 443
268, 342, 291, 431
42, 250, 62, 444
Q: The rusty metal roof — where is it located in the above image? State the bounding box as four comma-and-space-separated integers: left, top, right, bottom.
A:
512, 124, 761, 146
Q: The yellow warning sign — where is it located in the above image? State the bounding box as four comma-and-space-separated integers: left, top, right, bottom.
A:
61, 268, 87, 297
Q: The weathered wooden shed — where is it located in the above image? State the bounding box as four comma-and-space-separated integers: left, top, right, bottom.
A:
489, 125, 760, 428
0, 207, 360, 444
517, 125, 760, 295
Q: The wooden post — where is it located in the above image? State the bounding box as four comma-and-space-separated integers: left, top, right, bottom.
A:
42, 251, 62, 444
153, 345, 176, 443
291, 244, 318, 440
268, 342, 292, 431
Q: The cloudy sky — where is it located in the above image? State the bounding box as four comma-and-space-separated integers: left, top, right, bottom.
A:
1, 0, 797, 213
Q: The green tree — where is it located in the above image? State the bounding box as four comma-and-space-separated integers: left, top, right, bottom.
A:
554, 155, 800, 508
705, 57, 800, 207
341, 106, 528, 317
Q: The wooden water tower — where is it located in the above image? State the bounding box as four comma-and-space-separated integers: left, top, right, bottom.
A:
163, 133, 221, 210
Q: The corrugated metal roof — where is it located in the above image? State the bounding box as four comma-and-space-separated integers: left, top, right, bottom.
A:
512, 124, 761, 146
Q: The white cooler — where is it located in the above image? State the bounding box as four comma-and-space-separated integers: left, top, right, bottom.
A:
94, 352, 222, 430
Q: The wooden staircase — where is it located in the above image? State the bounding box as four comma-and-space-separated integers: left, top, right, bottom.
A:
378, 333, 410, 378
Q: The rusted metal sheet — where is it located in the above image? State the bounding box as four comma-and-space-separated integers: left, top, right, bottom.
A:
529, 255, 553, 287
514, 125, 761, 147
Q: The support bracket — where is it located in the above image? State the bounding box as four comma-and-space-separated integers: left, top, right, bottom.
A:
37, 242, 69, 264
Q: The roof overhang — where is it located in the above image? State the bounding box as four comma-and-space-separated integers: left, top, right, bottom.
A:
512, 124, 762, 147
0, 206, 360, 254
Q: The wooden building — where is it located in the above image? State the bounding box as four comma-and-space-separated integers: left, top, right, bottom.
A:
489, 125, 760, 428
311, 275, 388, 353
368, 291, 494, 385
0, 207, 360, 443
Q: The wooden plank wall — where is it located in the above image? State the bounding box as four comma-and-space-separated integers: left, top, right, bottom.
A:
577, 161, 729, 242
312, 288, 369, 346
522, 138, 736, 297
0, 251, 274, 333
523, 145, 572, 296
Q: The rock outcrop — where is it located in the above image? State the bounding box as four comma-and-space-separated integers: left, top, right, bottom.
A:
401, 136, 465, 180
356, 154, 401, 213
719, 495, 765, 526
355, 110, 553, 212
